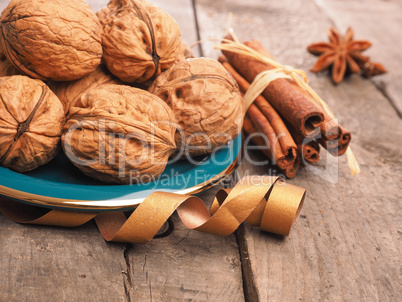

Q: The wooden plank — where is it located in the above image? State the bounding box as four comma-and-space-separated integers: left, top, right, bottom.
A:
124, 187, 245, 301
0, 217, 128, 301
195, 0, 402, 300
0, 193, 244, 301
312, 0, 402, 117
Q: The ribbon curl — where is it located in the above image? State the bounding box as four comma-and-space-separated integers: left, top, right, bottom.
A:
0, 176, 305, 243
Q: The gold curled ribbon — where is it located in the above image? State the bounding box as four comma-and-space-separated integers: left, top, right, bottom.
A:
214, 29, 361, 175
0, 176, 305, 243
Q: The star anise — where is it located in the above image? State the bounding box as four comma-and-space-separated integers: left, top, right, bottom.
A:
307, 27, 386, 84
348, 51, 387, 78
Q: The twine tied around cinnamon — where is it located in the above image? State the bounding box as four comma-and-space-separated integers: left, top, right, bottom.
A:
214, 28, 361, 175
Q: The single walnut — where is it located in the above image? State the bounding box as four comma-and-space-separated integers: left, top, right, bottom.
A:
97, 0, 181, 83
62, 84, 176, 184
0, 76, 64, 172
0, 0, 102, 81
149, 58, 244, 157
48, 64, 122, 115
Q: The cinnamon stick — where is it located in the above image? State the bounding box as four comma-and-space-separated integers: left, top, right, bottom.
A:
318, 125, 351, 156
243, 113, 300, 178
241, 39, 351, 156
301, 141, 320, 164
243, 113, 271, 158
246, 103, 295, 170
219, 55, 297, 166
220, 54, 320, 168
286, 121, 320, 164
284, 152, 300, 179
320, 115, 340, 141
220, 55, 299, 177
316, 109, 351, 156
222, 38, 324, 138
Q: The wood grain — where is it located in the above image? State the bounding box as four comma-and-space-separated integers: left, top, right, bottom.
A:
125, 187, 245, 301
195, 0, 401, 300
0, 218, 128, 301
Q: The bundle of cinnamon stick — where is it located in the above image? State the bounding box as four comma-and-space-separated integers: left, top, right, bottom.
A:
219, 38, 351, 178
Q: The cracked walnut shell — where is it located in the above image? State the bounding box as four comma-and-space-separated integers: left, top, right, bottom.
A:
0, 76, 64, 172
62, 84, 177, 184
149, 58, 244, 157
97, 0, 181, 83
0, 0, 102, 81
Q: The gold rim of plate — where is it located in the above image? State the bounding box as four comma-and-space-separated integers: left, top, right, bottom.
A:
0, 154, 240, 212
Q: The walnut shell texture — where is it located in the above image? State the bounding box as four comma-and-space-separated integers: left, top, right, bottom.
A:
149, 58, 244, 157
176, 41, 195, 62
62, 84, 177, 184
97, 0, 181, 83
0, 43, 4, 60
0, 76, 64, 172
0, 0, 102, 81
48, 64, 122, 115
0, 57, 22, 77
0, 41, 22, 77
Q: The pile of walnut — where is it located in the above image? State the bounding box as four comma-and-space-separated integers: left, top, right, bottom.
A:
0, 0, 243, 184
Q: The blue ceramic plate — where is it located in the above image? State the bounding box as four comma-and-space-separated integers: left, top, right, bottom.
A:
0, 134, 242, 211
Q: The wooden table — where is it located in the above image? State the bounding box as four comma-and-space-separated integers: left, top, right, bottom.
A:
0, 0, 401, 300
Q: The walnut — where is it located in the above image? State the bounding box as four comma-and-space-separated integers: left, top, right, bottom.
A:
0, 57, 22, 77
176, 41, 195, 62
0, 76, 64, 172
48, 64, 122, 115
62, 84, 177, 184
0, 0, 102, 81
149, 58, 244, 157
97, 0, 181, 83
0, 44, 22, 77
